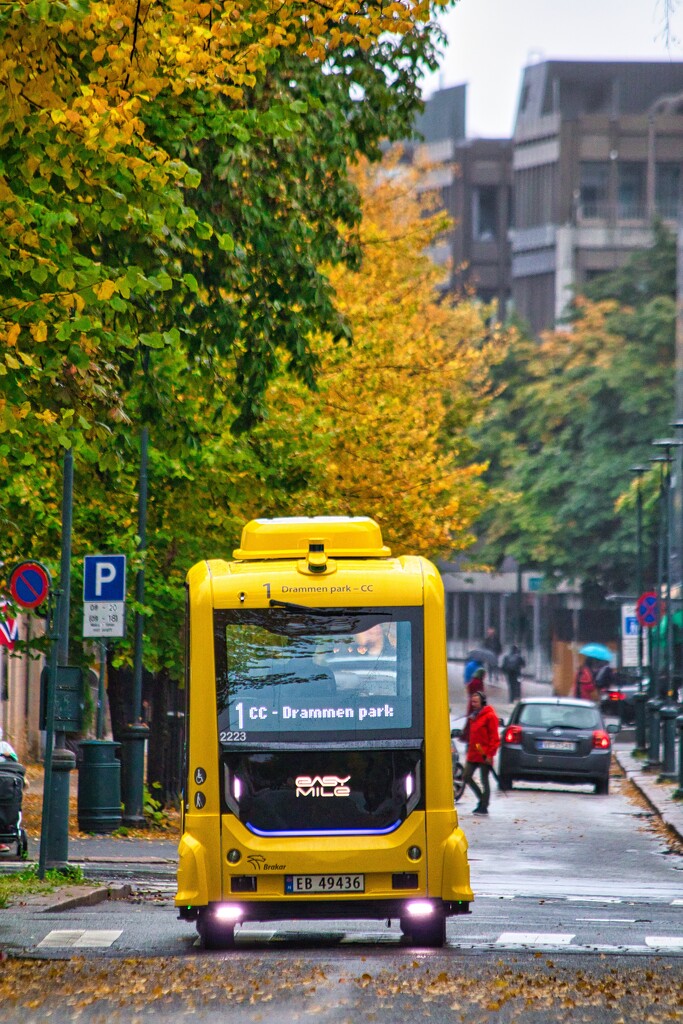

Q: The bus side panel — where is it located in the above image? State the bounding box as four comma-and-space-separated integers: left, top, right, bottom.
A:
421, 563, 471, 901
178, 566, 224, 908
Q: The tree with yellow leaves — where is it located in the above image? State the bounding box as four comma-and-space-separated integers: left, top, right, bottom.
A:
243, 160, 503, 556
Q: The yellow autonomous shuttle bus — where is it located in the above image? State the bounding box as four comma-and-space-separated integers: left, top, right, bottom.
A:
177, 516, 472, 947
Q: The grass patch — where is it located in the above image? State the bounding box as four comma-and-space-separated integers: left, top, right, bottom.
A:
0, 864, 88, 909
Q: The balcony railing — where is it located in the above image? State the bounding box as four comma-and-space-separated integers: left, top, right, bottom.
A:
577, 200, 681, 223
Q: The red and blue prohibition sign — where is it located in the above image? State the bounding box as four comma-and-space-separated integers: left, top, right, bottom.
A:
9, 562, 51, 610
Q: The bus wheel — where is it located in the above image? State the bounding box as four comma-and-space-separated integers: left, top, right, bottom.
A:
400, 912, 446, 948
198, 913, 236, 950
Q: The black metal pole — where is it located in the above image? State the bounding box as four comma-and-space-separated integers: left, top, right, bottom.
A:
630, 465, 648, 753
43, 448, 76, 868
121, 426, 149, 826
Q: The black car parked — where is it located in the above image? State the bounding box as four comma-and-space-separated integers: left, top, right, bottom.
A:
498, 697, 617, 795
599, 669, 646, 724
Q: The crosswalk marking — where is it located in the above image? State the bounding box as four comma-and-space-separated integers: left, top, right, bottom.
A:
496, 932, 575, 946
38, 930, 122, 949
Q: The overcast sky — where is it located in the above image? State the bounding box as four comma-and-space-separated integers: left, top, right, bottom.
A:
423, 0, 683, 137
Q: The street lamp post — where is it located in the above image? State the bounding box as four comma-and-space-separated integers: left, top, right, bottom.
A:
645, 453, 670, 768
651, 438, 683, 780
629, 465, 648, 753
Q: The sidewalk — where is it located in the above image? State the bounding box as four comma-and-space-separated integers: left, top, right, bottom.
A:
613, 744, 683, 845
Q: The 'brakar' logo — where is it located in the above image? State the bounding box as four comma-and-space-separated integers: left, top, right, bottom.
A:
295, 774, 351, 798
247, 855, 267, 870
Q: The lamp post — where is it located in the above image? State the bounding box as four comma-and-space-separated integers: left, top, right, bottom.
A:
651, 438, 683, 780
645, 453, 670, 768
629, 465, 648, 753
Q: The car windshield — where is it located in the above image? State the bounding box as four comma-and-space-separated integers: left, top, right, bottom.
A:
518, 704, 601, 730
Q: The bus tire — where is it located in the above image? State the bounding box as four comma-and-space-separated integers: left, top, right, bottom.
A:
198, 913, 236, 950
400, 912, 446, 948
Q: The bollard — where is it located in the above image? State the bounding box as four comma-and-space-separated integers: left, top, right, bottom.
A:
658, 704, 679, 781
645, 697, 664, 770
633, 691, 648, 754
77, 740, 122, 833
45, 746, 76, 868
675, 714, 683, 799
121, 722, 149, 827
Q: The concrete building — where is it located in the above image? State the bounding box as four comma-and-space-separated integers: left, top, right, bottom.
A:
510, 60, 683, 333
409, 85, 513, 316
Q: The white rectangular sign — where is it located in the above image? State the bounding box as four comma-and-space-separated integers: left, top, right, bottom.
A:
621, 603, 639, 668
83, 601, 125, 638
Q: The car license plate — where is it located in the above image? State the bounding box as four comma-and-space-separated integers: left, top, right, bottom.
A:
538, 740, 575, 751
285, 874, 365, 894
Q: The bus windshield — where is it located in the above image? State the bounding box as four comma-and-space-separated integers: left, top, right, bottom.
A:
214, 606, 423, 745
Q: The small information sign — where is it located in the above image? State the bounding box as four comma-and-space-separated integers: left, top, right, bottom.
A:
83, 601, 125, 639
621, 603, 639, 668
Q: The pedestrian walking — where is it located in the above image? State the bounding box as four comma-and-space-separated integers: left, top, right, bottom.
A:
574, 659, 599, 702
501, 643, 525, 703
465, 665, 486, 714
461, 691, 500, 815
483, 626, 502, 680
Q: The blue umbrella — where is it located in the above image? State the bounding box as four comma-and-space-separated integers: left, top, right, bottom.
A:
579, 642, 615, 662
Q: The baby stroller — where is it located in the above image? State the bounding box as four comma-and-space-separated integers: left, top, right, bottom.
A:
0, 748, 28, 859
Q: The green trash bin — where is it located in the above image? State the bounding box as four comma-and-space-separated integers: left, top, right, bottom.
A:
77, 740, 122, 833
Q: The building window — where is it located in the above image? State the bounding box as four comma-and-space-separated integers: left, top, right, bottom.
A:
656, 163, 681, 220
579, 162, 609, 218
472, 186, 498, 240
618, 162, 646, 219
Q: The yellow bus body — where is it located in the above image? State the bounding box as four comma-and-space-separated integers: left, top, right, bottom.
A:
177, 517, 472, 947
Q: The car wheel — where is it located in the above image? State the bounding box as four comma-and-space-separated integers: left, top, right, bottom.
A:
400, 912, 446, 948
498, 773, 513, 792
594, 778, 609, 796
453, 763, 465, 802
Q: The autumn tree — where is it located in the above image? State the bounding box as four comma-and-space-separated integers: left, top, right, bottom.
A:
239, 160, 502, 556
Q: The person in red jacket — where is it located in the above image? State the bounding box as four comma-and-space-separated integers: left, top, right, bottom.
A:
465, 665, 486, 715
461, 690, 500, 815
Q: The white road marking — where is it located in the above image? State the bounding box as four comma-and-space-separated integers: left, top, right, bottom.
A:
38, 929, 122, 949
645, 936, 683, 949
566, 896, 622, 903
575, 918, 636, 923
496, 932, 575, 946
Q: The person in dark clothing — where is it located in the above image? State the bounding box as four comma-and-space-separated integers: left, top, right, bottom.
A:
483, 627, 502, 680
501, 644, 525, 703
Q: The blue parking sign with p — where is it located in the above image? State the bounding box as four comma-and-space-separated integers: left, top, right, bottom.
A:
83, 555, 126, 602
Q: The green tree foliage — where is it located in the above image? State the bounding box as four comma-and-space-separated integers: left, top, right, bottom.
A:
0, 0, 456, 684
476, 226, 677, 597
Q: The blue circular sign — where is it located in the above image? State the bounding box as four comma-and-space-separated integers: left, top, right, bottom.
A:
9, 561, 51, 609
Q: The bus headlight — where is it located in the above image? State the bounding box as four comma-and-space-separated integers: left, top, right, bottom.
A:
227, 848, 242, 864
407, 845, 422, 861
215, 904, 244, 921
405, 900, 434, 917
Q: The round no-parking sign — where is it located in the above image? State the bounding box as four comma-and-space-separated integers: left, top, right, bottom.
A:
9, 561, 51, 609
636, 591, 660, 629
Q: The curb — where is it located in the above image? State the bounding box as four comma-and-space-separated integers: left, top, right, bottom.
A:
614, 747, 683, 845
13, 883, 132, 913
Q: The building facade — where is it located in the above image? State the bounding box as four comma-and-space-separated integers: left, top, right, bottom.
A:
417, 61, 683, 334
510, 60, 683, 333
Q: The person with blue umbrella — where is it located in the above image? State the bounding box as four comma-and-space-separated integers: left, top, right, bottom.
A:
575, 644, 614, 701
